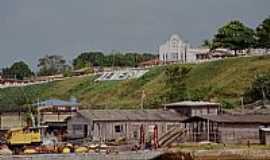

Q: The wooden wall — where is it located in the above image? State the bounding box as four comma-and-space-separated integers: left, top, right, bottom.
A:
171, 106, 218, 117
186, 120, 265, 144
0, 112, 26, 129
66, 114, 91, 139
219, 123, 261, 144
91, 121, 182, 142
66, 115, 183, 143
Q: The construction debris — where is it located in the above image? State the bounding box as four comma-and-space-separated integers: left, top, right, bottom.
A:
0, 145, 12, 155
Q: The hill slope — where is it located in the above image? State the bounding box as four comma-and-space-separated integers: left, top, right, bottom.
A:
1, 55, 270, 110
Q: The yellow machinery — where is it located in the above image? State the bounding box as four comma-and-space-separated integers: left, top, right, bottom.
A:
5, 126, 47, 154
6, 127, 42, 146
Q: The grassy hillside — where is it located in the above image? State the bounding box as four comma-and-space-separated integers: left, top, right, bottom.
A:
1, 55, 270, 110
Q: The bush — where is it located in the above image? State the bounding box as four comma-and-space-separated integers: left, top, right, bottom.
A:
244, 73, 270, 104
221, 99, 235, 109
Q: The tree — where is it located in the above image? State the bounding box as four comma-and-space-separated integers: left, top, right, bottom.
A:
201, 39, 213, 49
212, 20, 256, 56
164, 65, 191, 102
73, 52, 105, 69
73, 52, 157, 69
256, 16, 270, 51
2, 61, 33, 80
244, 73, 270, 104
37, 55, 69, 76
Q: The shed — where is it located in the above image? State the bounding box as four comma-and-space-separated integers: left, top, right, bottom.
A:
259, 127, 270, 145
0, 105, 28, 130
33, 99, 80, 135
183, 114, 270, 144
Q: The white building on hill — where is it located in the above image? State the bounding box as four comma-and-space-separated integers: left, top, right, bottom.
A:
159, 34, 192, 63
159, 34, 209, 64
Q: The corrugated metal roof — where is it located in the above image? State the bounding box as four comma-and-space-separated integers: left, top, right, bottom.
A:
164, 101, 220, 107
183, 114, 270, 124
34, 99, 79, 107
78, 109, 186, 122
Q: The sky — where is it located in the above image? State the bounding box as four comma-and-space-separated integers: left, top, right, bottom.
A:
0, 0, 270, 70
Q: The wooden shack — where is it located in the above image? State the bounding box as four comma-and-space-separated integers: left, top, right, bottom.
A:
259, 127, 270, 145
0, 106, 28, 130
0, 111, 27, 130
165, 101, 220, 117
183, 114, 270, 144
66, 109, 186, 144
0, 106, 28, 143
35, 99, 79, 134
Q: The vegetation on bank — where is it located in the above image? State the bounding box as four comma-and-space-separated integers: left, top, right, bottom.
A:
73, 52, 157, 69
0, 55, 270, 110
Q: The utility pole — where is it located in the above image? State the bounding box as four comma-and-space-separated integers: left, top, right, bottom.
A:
112, 50, 116, 71
256, 74, 267, 108
184, 44, 187, 64
207, 119, 210, 141
262, 85, 266, 108
241, 96, 244, 112
37, 97, 40, 127
141, 90, 145, 110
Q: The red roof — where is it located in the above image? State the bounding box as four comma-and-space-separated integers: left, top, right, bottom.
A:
0, 79, 29, 84
139, 58, 161, 66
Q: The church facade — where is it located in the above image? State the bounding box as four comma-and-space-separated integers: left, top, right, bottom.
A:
159, 34, 198, 63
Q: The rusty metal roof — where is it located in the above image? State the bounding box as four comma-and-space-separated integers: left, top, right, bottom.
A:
183, 114, 270, 124
78, 109, 186, 122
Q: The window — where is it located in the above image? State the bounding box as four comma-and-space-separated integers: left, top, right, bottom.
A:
91, 124, 95, 131
133, 131, 138, 139
171, 39, 179, 48
115, 125, 123, 133
73, 125, 83, 130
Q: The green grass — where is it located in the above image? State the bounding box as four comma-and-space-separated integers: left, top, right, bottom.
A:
185, 56, 270, 106
1, 55, 270, 110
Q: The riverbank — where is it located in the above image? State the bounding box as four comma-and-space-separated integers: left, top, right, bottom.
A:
166, 143, 270, 160
152, 149, 270, 160
0, 150, 164, 160
2, 144, 270, 160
